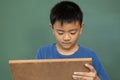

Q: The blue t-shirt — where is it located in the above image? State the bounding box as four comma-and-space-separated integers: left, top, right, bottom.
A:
36, 43, 109, 80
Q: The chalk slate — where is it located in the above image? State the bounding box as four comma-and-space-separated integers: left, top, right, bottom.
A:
9, 58, 92, 80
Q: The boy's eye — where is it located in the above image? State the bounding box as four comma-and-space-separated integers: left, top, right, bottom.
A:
57, 31, 64, 35
58, 33, 63, 35
70, 31, 76, 35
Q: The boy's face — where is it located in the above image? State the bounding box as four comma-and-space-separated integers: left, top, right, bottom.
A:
51, 21, 83, 50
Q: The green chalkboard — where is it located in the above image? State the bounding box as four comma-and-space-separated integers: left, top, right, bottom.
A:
0, 0, 120, 80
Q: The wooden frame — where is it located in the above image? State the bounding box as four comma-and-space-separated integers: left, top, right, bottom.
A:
9, 58, 92, 80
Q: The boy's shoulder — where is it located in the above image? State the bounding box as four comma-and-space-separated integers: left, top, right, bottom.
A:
38, 43, 55, 51
79, 45, 97, 56
79, 45, 95, 52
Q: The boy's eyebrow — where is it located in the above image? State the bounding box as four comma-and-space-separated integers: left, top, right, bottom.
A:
69, 29, 78, 31
56, 29, 64, 32
56, 29, 78, 32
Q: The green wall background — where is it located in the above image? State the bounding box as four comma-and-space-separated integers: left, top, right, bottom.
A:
0, 0, 120, 80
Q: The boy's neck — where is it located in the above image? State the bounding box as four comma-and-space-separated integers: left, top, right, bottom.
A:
56, 44, 79, 55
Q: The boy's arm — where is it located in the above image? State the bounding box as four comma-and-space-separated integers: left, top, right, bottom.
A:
72, 64, 100, 80
95, 76, 100, 80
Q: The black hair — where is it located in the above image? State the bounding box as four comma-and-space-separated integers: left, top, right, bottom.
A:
50, 1, 83, 26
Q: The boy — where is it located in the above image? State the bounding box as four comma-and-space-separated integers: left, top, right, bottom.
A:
36, 1, 109, 80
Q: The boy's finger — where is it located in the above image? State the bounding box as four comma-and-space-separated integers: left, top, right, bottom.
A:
73, 72, 96, 77
85, 64, 96, 72
72, 75, 93, 80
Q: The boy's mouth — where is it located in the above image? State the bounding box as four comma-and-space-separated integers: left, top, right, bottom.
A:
62, 42, 72, 45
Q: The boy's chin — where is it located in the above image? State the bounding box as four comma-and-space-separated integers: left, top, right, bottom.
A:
56, 43, 76, 50
61, 45, 74, 50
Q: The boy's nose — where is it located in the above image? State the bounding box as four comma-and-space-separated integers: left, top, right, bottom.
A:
63, 34, 71, 41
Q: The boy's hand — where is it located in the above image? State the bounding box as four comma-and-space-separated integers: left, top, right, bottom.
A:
72, 64, 100, 80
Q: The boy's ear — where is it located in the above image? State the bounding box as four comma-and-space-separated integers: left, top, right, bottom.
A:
49, 23, 55, 34
49, 23, 53, 29
79, 22, 84, 35
81, 22, 84, 29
